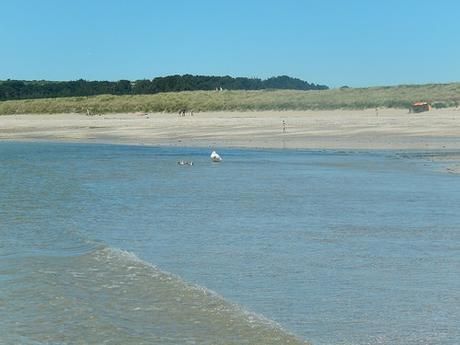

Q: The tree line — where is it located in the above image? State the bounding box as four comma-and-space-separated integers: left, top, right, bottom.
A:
0, 75, 328, 101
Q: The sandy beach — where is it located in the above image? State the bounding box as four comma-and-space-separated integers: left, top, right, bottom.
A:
1, 108, 460, 149
3, 108, 460, 173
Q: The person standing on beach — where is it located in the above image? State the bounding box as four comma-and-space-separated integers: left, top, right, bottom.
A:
282, 120, 286, 133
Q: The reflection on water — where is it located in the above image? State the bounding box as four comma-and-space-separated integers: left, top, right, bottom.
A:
1, 142, 459, 345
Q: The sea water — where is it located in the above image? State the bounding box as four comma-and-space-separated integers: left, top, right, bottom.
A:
0, 142, 459, 345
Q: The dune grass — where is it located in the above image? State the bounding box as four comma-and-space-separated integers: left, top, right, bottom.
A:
1, 83, 459, 115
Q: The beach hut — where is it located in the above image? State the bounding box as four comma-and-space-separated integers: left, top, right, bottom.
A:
411, 102, 432, 113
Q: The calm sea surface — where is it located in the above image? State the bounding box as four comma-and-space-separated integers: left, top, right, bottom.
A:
1, 141, 459, 345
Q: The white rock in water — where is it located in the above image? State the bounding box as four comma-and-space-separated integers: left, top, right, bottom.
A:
210, 151, 222, 162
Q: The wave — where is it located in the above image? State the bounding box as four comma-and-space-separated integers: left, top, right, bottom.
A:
1, 244, 309, 345
91, 246, 308, 343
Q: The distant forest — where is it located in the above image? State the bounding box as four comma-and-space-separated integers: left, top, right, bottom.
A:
0, 75, 328, 101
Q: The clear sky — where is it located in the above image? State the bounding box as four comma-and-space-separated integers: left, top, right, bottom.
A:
1, 0, 459, 87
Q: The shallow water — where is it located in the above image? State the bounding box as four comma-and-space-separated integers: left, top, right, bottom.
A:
1, 142, 459, 344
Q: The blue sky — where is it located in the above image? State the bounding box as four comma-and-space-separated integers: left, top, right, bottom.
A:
1, 0, 459, 87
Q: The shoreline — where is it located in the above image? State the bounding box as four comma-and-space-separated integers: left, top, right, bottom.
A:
1, 109, 460, 172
